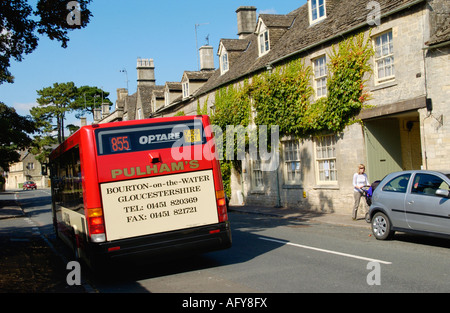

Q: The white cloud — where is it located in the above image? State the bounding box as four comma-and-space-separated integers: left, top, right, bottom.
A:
259, 8, 278, 14
12, 102, 38, 116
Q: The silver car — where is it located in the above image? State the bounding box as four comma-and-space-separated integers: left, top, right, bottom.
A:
369, 170, 450, 240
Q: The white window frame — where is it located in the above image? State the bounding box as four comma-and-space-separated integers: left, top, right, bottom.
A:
259, 30, 270, 56
309, 0, 327, 25
250, 158, 264, 191
182, 81, 189, 98
164, 91, 169, 107
313, 55, 327, 99
373, 30, 395, 84
283, 139, 302, 185
314, 135, 338, 184
256, 19, 270, 57
259, 29, 270, 55
220, 52, 229, 74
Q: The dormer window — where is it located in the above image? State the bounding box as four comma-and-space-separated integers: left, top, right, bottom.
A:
218, 42, 230, 76
182, 81, 189, 98
164, 90, 169, 106
259, 30, 270, 55
309, 0, 326, 24
256, 20, 270, 57
220, 52, 229, 74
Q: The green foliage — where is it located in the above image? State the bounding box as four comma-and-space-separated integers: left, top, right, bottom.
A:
32, 82, 112, 145
211, 81, 251, 176
0, 102, 37, 169
174, 110, 185, 116
0, 0, 92, 85
72, 85, 113, 119
211, 80, 251, 131
196, 96, 209, 115
29, 134, 57, 164
220, 161, 232, 199
213, 32, 374, 138
209, 33, 374, 198
32, 82, 77, 144
251, 59, 314, 137
319, 32, 374, 133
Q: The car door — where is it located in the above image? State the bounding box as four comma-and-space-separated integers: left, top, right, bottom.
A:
405, 172, 450, 235
376, 173, 411, 229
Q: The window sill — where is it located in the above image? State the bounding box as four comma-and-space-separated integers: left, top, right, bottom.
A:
282, 184, 303, 189
371, 80, 397, 91
313, 184, 340, 190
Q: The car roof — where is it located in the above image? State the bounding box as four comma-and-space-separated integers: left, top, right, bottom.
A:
386, 170, 450, 177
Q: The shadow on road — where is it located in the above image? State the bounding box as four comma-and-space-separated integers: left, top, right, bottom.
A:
88, 212, 295, 291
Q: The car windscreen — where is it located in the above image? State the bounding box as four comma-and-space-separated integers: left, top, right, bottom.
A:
95, 120, 206, 156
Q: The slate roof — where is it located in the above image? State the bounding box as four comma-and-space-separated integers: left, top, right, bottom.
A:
193, 0, 426, 98
182, 70, 215, 82
425, 0, 450, 46
137, 85, 164, 118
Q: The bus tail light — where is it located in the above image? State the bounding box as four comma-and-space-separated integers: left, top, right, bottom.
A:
87, 208, 106, 243
215, 190, 228, 222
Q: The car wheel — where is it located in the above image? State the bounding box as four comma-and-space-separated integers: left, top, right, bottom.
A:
371, 212, 394, 240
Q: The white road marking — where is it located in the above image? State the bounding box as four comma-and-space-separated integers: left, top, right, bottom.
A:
259, 237, 392, 265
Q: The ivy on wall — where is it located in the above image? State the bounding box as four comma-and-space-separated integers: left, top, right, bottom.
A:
251, 32, 374, 137
209, 32, 374, 197
251, 58, 314, 137
211, 81, 251, 195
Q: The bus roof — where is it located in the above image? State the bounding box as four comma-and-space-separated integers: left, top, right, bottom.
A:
49, 115, 210, 160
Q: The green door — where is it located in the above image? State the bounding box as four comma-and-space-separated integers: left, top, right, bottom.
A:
364, 119, 403, 182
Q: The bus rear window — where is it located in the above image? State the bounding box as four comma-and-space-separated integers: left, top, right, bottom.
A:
95, 120, 206, 156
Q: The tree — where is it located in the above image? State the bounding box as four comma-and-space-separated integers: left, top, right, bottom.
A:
32, 82, 77, 144
0, 102, 37, 170
72, 85, 113, 119
31, 82, 112, 145
29, 134, 57, 165
0, 0, 92, 85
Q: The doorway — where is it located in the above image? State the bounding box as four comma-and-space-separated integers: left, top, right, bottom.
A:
364, 112, 422, 182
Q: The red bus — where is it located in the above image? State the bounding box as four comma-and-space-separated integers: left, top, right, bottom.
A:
49, 115, 231, 269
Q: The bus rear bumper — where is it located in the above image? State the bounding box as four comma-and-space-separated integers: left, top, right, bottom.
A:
87, 222, 231, 263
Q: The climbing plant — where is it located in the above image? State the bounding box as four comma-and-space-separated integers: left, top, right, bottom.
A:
251, 32, 374, 136
251, 58, 314, 137
211, 80, 251, 197
318, 32, 374, 133
210, 32, 374, 197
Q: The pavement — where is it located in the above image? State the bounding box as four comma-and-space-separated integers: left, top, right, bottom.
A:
228, 204, 371, 229
0, 191, 370, 293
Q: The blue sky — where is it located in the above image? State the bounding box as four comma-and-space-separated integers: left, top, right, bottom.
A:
0, 1, 306, 126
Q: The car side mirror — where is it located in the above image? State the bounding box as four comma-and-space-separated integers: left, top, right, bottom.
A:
435, 189, 450, 198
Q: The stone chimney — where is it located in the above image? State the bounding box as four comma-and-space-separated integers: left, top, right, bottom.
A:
93, 108, 101, 121
236, 6, 257, 39
137, 58, 156, 87
117, 88, 128, 102
199, 45, 215, 71
101, 103, 110, 119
